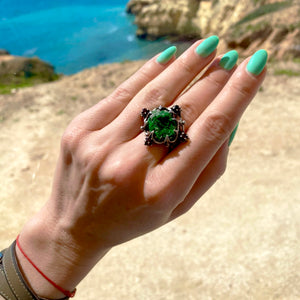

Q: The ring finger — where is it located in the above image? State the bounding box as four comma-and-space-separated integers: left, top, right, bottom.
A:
111, 36, 220, 140
124, 50, 239, 163
175, 50, 239, 130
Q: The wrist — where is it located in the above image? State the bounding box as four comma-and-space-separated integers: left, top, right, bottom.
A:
16, 204, 110, 299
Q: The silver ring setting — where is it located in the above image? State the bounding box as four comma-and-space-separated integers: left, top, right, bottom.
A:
141, 105, 189, 148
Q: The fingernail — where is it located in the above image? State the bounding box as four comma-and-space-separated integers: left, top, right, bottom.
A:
246, 49, 268, 76
219, 50, 239, 71
228, 123, 239, 147
195, 35, 219, 57
156, 46, 177, 64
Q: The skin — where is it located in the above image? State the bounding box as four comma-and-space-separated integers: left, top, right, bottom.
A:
5, 39, 266, 299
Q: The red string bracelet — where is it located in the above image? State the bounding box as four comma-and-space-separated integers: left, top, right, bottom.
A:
16, 235, 76, 298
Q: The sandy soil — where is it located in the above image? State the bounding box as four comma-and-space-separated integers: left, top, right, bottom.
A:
0, 60, 300, 300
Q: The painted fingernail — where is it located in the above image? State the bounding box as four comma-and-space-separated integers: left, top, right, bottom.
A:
195, 35, 219, 57
246, 49, 268, 76
228, 123, 239, 147
156, 46, 177, 64
219, 50, 239, 71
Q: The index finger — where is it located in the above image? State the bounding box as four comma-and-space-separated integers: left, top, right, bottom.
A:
72, 46, 177, 131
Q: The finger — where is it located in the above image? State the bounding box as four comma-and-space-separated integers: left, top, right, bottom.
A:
73, 46, 177, 131
112, 36, 220, 140
129, 52, 238, 164
153, 50, 268, 207
168, 141, 229, 220
175, 50, 239, 129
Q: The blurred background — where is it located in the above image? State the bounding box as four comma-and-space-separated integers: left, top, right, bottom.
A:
0, 0, 299, 83
0, 0, 178, 74
0, 1, 300, 299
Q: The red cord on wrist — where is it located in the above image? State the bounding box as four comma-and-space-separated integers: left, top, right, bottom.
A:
16, 235, 76, 298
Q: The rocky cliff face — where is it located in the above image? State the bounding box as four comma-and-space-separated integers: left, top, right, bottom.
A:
0, 51, 58, 91
126, 0, 201, 40
127, 0, 300, 59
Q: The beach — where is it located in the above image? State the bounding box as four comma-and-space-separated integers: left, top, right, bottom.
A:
0, 58, 299, 299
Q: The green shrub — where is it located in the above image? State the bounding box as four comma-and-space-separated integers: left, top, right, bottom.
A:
0, 79, 34, 94
274, 69, 300, 76
236, 1, 293, 26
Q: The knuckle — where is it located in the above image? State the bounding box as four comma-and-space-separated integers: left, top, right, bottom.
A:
144, 181, 163, 203
228, 80, 254, 99
143, 86, 168, 106
202, 111, 231, 143
101, 152, 145, 187
81, 147, 100, 167
145, 190, 167, 209
205, 71, 226, 90
145, 186, 174, 212
180, 102, 198, 126
139, 63, 155, 81
61, 126, 83, 152
144, 176, 172, 208
111, 85, 132, 103
104, 160, 124, 182
177, 55, 195, 75
215, 159, 227, 179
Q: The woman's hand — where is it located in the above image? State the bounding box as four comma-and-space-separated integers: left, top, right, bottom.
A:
16, 36, 267, 298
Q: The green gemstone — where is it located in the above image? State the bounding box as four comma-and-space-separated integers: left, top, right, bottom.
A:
147, 109, 177, 142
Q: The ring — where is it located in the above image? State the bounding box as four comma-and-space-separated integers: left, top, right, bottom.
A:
141, 105, 189, 148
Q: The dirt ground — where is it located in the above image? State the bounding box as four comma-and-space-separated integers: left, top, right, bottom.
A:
0, 60, 299, 299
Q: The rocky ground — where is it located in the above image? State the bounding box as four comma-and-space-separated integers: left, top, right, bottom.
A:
0, 59, 300, 299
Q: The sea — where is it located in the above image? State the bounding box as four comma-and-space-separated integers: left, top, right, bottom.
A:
0, 0, 184, 74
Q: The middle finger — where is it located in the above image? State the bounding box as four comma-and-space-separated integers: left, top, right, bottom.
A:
119, 50, 238, 164
112, 35, 220, 140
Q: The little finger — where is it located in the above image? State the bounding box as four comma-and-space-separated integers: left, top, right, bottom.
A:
169, 141, 229, 220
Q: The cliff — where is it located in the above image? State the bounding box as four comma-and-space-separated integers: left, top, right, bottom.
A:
0, 50, 59, 93
127, 0, 300, 59
126, 0, 201, 40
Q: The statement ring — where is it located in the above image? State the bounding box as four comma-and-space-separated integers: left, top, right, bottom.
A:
141, 105, 189, 148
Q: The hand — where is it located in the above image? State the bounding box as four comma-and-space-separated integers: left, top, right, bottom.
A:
17, 37, 267, 298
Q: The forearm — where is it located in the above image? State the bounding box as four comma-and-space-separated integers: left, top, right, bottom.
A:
15, 203, 110, 299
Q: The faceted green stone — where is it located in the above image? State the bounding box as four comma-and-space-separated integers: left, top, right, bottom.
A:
148, 109, 177, 142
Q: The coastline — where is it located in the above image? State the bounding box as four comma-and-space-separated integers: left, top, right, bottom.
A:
0, 2, 176, 75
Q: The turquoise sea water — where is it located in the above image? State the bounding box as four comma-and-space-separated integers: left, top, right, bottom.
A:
0, 0, 175, 74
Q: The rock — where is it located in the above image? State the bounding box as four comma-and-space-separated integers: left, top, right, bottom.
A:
0, 49, 10, 55
0, 55, 58, 86
225, 1, 300, 59
127, 0, 201, 40
126, 0, 153, 14
127, 0, 300, 59
126, 0, 254, 40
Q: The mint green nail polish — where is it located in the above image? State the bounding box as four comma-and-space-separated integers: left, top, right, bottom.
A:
228, 123, 239, 147
219, 50, 239, 71
156, 46, 177, 64
247, 49, 268, 76
195, 35, 219, 57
